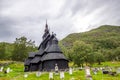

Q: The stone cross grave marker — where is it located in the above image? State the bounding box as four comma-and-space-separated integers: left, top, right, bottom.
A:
49, 72, 53, 80
55, 64, 59, 75
69, 67, 73, 75
60, 71, 64, 79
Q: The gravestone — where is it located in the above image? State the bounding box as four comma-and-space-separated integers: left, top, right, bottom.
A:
93, 70, 97, 75
117, 68, 120, 74
109, 67, 112, 71
24, 73, 28, 78
49, 72, 53, 80
80, 66, 83, 70
60, 72, 64, 79
0, 66, 4, 72
109, 71, 116, 76
36, 71, 41, 77
55, 64, 59, 75
93, 68, 98, 75
102, 70, 109, 74
6, 67, 10, 73
100, 67, 102, 70
69, 68, 73, 75
85, 66, 92, 80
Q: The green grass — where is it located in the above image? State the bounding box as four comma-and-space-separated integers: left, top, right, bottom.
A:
0, 61, 120, 80
93, 61, 120, 67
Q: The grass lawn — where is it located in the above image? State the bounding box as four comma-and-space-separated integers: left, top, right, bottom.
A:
0, 61, 120, 80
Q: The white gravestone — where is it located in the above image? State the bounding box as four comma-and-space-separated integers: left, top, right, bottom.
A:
36, 71, 41, 77
80, 66, 83, 70
85, 67, 91, 75
49, 72, 53, 79
24, 73, 28, 78
0, 66, 4, 72
60, 72, 64, 79
100, 67, 102, 70
6, 67, 10, 73
94, 71, 97, 75
117, 68, 120, 74
69, 68, 73, 75
85, 66, 92, 80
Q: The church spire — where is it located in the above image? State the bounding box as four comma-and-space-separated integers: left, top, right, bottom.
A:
45, 19, 49, 32
42, 20, 50, 40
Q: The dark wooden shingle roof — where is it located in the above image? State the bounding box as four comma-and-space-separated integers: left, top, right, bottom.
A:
45, 37, 62, 53
36, 47, 44, 56
28, 52, 36, 58
30, 56, 41, 63
24, 58, 32, 65
42, 53, 67, 61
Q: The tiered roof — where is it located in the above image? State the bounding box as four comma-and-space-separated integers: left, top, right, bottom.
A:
25, 22, 68, 66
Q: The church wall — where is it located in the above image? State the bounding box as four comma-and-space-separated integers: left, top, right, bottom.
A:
30, 63, 39, 71
42, 59, 68, 71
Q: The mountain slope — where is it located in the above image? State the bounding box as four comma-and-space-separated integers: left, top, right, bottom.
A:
61, 25, 120, 49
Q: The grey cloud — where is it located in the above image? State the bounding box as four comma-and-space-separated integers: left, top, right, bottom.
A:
0, 0, 120, 45
0, 17, 14, 37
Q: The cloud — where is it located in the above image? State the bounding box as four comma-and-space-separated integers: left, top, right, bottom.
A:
0, 0, 120, 45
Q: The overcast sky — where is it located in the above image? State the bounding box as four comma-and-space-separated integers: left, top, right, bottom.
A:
0, 0, 120, 45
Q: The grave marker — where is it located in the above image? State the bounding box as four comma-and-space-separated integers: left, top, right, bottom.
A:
6, 67, 10, 73
93, 68, 98, 75
69, 68, 73, 75
60, 71, 64, 79
55, 64, 59, 75
49, 72, 53, 80
0, 66, 4, 72
24, 73, 28, 78
117, 68, 120, 74
80, 66, 83, 70
85, 66, 92, 80
102, 70, 109, 74
36, 71, 41, 77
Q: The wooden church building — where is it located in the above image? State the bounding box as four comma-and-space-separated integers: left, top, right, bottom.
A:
24, 22, 68, 72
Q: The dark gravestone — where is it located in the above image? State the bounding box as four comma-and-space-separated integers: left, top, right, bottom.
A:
109, 72, 116, 76
102, 70, 109, 74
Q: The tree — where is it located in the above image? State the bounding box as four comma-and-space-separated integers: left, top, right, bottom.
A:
114, 47, 120, 61
12, 36, 36, 61
86, 53, 95, 66
94, 51, 104, 65
72, 41, 93, 66
0, 42, 6, 60
59, 43, 73, 61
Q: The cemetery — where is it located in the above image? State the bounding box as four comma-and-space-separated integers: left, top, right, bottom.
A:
0, 61, 120, 80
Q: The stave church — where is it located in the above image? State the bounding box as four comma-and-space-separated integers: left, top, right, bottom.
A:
24, 22, 68, 72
